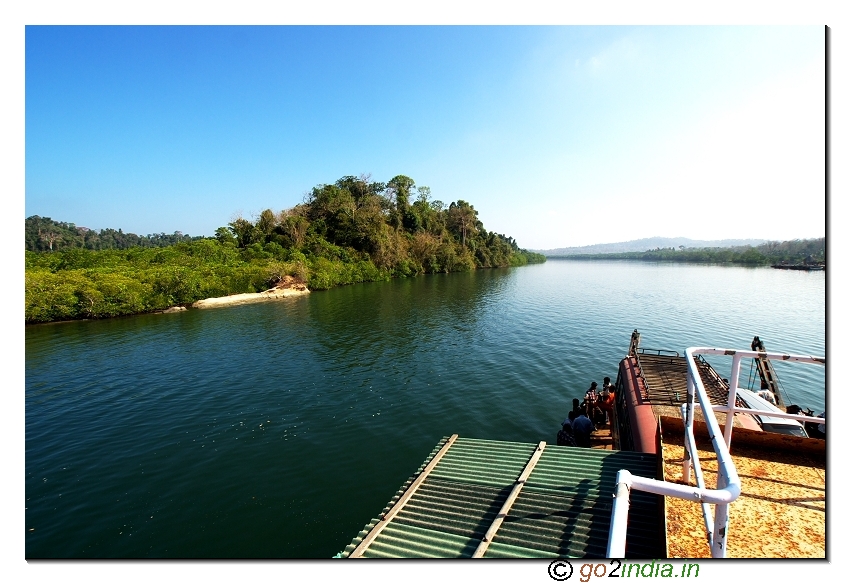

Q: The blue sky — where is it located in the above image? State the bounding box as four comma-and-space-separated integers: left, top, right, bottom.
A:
25, 25, 825, 249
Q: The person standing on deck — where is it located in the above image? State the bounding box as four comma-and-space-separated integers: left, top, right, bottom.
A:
585, 382, 599, 405
585, 382, 602, 424
571, 409, 595, 448
599, 386, 616, 424
557, 419, 577, 446
757, 381, 777, 405
603, 377, 614, 393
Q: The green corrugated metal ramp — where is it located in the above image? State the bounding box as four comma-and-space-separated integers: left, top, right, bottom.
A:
338, 436, 665, 558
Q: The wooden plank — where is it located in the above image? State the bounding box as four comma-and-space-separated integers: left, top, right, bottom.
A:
348, 434, 459, 558
472, 441, 547, 558
590, 427, 613, 450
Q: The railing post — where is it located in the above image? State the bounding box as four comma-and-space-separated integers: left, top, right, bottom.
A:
681, 403, 692, 484
607, 469, 632, 558
682, 373, 695, 483
711, 499, 730, 558
723, 354, 742, 449
713, 426, 734, 557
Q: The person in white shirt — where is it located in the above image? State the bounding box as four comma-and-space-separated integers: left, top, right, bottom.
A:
756, 382, 777, 405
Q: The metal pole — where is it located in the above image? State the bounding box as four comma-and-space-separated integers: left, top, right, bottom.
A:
607, 469, 632, 558
723, 354, 742, 449
683, 373, 695, 483
681, 403, 692, 484
711, 501, 730, 558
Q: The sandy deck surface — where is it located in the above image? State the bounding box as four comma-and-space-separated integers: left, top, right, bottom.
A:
661, 432, 825, 558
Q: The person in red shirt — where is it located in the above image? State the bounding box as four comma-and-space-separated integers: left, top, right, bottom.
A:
598, 386, 616, 424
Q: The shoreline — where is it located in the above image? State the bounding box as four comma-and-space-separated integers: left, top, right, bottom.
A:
26, 284, 311, 326
191, 286, 310, 309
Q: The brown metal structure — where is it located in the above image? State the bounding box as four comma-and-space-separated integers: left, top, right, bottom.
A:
750, 336, 786, 408
627, 330, 729, 407
617, 330, 763, 455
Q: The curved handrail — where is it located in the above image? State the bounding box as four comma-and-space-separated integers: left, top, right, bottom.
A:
606, 345, 824, 559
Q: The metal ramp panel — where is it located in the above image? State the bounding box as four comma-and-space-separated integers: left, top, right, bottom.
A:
338, 436, 664, 558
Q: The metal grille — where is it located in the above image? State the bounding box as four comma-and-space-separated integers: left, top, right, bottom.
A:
636, 351, 728, 406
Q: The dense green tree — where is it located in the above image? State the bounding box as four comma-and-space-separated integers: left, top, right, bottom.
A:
277, 208, 309, 248
388, 175, 415, 213
228, 216, 259, 247
447, 200, 479, 249
256, 209, 277, 236
215, 227, 236, 245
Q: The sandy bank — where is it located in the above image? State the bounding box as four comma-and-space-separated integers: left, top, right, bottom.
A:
192, 286, 310, 309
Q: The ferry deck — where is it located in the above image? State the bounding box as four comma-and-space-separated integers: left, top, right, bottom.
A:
337, 334, 825, 559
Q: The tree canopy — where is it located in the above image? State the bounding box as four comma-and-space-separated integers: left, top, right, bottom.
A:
221, 174, 543, 275
25, 215, 203, 252
25, 174, 545, 323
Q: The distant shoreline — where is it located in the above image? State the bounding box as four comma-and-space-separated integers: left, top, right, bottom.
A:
539, 243, 825, 268
543, 255, 770, 263
536, 237, 824, 268
544, 256, 825, 270
544, 255, 826, 268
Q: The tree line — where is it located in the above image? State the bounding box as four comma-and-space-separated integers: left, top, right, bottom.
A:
25, 174, 545, 323
550, 237, 825, 265
26, 215, 204, 252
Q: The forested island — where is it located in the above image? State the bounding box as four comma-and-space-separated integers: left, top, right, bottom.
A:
26, 175, 545, 323
546, 237, 825, 266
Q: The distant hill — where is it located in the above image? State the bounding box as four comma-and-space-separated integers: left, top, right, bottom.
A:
537, 237, 768, 256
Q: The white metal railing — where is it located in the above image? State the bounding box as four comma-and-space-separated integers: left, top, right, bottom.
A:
606, 346, 825, 559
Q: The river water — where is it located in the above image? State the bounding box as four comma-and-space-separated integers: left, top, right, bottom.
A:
25, 260, 825, 558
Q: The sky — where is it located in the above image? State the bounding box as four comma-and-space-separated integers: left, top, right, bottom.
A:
24, 24, 825, 250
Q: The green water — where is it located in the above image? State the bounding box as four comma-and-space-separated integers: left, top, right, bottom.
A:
25, 260, 825, 557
